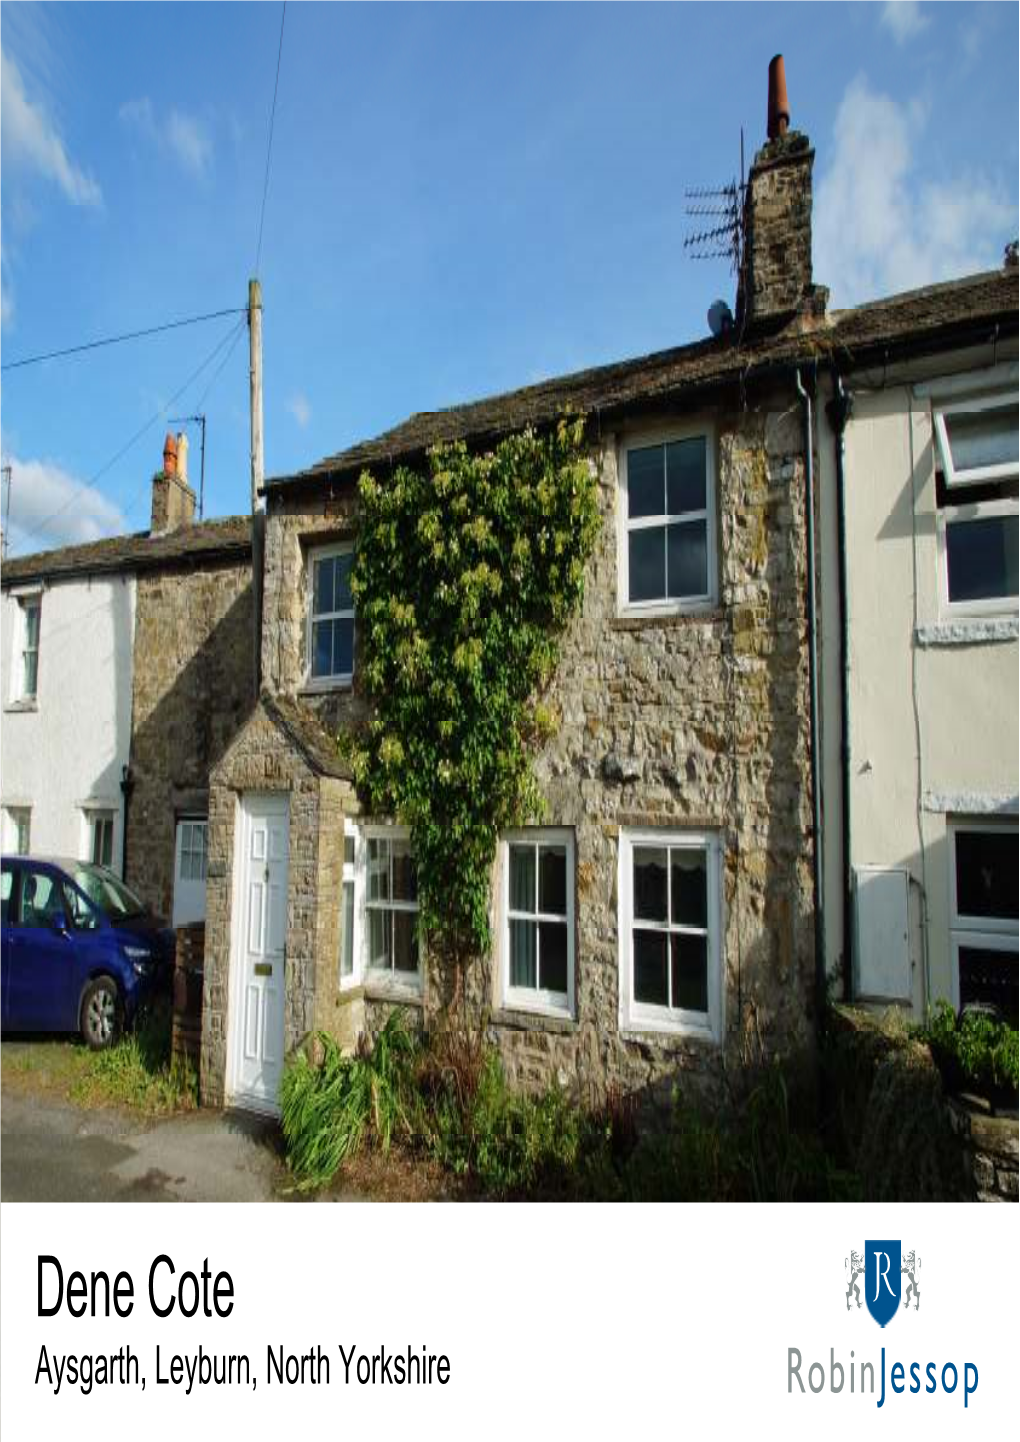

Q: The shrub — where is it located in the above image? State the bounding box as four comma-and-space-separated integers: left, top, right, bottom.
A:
280, 1018, 860, 1200
280, 1012, 417, 1190
924, 1000, 1019, 1101
825, 1006, 966, 1202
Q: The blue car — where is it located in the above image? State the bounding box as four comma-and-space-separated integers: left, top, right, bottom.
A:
0, 857, 174, 1049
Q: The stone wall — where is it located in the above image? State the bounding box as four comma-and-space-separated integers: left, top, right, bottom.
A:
947, 1100, 1019, 1203
739, 132, 815, 327
127, 557, 254, 920
260, 386, 817, 1104
200, 701, 357, 1107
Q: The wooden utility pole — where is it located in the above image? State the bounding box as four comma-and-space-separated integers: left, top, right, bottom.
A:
1, 463, 12, 560
248, 277, 264, 513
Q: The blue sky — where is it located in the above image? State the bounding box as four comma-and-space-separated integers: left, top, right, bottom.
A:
1, 1, 1017, 555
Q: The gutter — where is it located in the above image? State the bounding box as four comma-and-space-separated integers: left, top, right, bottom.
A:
825, 371, 854, 1002
120, 764, 134, 881
795, 367, 827, 1031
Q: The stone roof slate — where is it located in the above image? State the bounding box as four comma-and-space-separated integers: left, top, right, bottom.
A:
262, 692, 354, 781
266, 267, 1018, 493
1, 516, 252, 589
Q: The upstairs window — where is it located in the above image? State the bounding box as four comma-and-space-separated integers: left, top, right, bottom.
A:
14, 594, 41, 702
933, 395, 1018, 614
621, 430, 715, 613
307, 544, 355, 685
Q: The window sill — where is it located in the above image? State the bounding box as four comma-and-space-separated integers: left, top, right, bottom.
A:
298, 677, 354, 696
3, 699, 38, 714
611, 605, 723, 632
916, 617, 1019, 647
619, 1017, 719, 1047
363, 976, 424, 1007
491, 1004, 577, 1035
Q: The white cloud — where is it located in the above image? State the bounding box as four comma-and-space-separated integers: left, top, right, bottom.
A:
287, 393, 312, 429
3, 453, 127, 555
814, 77, 1013, 307
119, 96, 213, 179
880, 2, 929, 44
0, 47, 101, 206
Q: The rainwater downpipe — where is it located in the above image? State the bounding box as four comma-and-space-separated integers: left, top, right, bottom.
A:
795, 366, 826, 1029
826, 370, 855, 1002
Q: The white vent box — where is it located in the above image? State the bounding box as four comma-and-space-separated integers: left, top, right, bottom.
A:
853, 866, 911, 1001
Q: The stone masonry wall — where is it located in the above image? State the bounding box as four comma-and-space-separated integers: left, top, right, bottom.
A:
260, 388, 816, 1105
200, 702, 357, 1107
127, 559, 253, 920
740, 133, 814, 326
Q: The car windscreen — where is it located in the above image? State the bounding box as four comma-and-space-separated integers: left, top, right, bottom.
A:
69, 864, 147, 920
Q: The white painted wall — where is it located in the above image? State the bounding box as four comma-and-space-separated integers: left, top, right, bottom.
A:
1, 573, 136, 871
818, 346, 1019, 1016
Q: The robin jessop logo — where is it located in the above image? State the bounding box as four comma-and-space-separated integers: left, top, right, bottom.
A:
845, 1241, 921, 1326
787, 1241, 979, 1408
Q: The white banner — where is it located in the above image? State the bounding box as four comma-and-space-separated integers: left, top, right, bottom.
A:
0, 1200, 1014, 1439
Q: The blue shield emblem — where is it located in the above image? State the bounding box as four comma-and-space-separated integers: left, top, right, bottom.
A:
864, 1240, 901, 1327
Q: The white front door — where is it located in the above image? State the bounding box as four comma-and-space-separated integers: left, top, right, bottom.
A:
229, 794, 289, 1112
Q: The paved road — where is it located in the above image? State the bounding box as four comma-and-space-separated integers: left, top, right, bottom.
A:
0, 1090, 290, 1202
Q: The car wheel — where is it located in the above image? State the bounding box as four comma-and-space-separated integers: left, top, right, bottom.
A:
80, 977, 121, 1050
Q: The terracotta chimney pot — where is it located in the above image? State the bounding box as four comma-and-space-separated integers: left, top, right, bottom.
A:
163, 432, 178, 478
768, 54, 790, 139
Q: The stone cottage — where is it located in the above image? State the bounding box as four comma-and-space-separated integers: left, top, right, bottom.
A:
200, 69, 1018, 1116
2, 435, 254, 931
202, 74, 825, 1113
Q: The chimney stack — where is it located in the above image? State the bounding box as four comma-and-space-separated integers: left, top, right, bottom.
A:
767, 54, 790, 139
736, 55, 827, 331
151, 431, 196, 533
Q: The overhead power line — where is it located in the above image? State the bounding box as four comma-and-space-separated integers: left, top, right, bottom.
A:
6, 318, 244, 557
1, 306, 247, 374
254, 1, 288, 276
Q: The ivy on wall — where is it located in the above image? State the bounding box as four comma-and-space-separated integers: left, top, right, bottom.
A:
346, 418, 599, 983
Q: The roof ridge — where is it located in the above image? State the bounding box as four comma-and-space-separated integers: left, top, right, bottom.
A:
267, 266, 1016, 494
1, 514, 253, 587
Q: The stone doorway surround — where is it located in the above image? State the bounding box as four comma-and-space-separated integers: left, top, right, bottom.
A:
200, 692, 357, 1108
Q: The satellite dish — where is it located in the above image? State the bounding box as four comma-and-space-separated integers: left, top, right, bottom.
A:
708, 299, 734, 337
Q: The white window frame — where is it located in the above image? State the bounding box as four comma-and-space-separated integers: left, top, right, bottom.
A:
8, 588, 42, 704
339, 818, 360, 988
4, 806, 31, 855
304, 541, 355, 691
933, 393, 1019, 490
936, 497, 1019, 619
172, 816, 208, 926
83, 807, 116, 870
947, 819, 1019, 1011
617, 422, 717, 619
618, 827, 723, 1042
360, 824, 422, 995
932, 391, 1018, 618
498, 827, 575, 1019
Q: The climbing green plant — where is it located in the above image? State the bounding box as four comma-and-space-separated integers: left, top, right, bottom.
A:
346, 418, 598, 993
